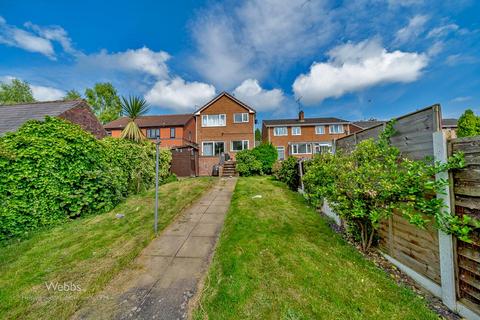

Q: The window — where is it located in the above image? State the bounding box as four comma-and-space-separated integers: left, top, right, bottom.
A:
170, 127, 176, 138
315, 126, 325, 134
274, 127, 288, 136
106, 131, 112, 136
292, 127, 301, 135
234, 113, 249, 123
202, 114, 226, 127
231, 140, 249, 151
329, 124, 344, 134
146, 128, 160, 139
313, 143, 332, 154
202, 141, 225, 156
277, 146, 285, 160
291, 143, 312, 154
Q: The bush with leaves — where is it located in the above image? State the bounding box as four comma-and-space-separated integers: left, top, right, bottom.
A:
0, 117, 170, 241
457, 109, 480, 138
236, 149, 263, 176
273, 157, 300, 190
303, 122, 477, 251
250, 143, 278, 174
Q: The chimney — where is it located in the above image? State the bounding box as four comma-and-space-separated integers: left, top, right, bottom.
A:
298, 110, 305, 122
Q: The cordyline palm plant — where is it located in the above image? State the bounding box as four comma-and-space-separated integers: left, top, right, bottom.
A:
120, 96, 150, 142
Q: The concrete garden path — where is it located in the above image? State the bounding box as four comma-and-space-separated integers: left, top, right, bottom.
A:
73, 177, 237, 320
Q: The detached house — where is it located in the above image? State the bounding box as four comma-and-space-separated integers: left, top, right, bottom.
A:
262, 111, 361, 160
193, 92, 256, 176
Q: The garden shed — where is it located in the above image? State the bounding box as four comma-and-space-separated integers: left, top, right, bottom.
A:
170, 144, 199, 177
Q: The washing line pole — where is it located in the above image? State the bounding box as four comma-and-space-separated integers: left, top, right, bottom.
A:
154, 135, 160, 235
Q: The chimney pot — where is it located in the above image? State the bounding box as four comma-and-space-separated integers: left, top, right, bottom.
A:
299, 110, 305, 121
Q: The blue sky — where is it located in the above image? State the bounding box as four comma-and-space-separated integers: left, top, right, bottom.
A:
1, 0, 479, 124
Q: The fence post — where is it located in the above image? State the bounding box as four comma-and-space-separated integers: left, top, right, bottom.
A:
433, 131, 456, 310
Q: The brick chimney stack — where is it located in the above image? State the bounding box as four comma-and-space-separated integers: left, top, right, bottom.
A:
299, 110, 305, 122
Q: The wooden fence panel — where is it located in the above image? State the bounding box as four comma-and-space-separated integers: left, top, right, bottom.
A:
450, 136, 480, 313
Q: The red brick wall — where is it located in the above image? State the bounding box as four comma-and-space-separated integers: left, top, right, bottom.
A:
59, 105, 106, 139
195, 95, 255, 175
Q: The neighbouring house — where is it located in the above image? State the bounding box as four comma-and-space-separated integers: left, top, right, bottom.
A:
262, 111, 361, 160
104, 114, 196, 148
0, 100, 106, 138
193, 92, 256, 176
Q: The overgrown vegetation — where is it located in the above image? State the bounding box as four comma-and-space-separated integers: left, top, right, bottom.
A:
0, 117, 170, 241
0, 177, 214, 320
302, 122, 478, 251
457, 108, 480, 138
194, 177, 438, 319
236, 143, 277, 176
272, 156, 299, 190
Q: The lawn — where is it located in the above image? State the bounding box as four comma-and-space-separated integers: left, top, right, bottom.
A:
0, 177, 215, 320
194, 176, 438, 320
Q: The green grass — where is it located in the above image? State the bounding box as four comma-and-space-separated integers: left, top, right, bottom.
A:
0, 177, 215, 320
194, 176, 438, 320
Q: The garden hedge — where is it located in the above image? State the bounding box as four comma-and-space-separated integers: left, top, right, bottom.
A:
0, 117, 171, 241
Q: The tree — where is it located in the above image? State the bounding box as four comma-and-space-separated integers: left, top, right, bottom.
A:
255, 128, 261, 142
457, 109, 480, 138
63, 89, 82, 100
85, 83, 121, 124
0, 79, 35, 105
120, 96, 150, 142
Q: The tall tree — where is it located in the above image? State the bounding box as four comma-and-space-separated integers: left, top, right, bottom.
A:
63, 89, 82, 100
120, 96, 150, 142
457, 109, 480, 138
0, 79, 35, 105
85, 83, 121, 124
255, 128, 262, 142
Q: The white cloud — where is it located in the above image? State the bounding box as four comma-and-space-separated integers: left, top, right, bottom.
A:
145, 77, 216, 112
293, 39, 428, 105
233, 79, 284, 111
77, 47, 170, 78
191, 0, 335, 88
394, 15, 429, 45
427, 24, 459, 38
450, 96, 471, 103
30, 84, 65, 101
24, 22, 78, 55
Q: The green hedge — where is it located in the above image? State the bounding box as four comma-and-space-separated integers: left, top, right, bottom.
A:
0, 117, 171, 241
236, 143, 277, 176
273, 156, 300, 190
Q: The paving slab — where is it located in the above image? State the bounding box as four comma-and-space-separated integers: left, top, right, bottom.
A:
72, 177, 237, 320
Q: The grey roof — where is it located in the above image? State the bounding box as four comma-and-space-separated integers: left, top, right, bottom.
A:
353, 120, 386, 129
263, 117, 349, 126
442, 118, 457, 128
0, 100, 85, 135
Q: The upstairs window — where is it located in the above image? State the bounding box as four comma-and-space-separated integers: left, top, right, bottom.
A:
234, 113, 249, 123
315, 126, 325, 134
202, 114, 226, 127
329, 124, 344, 134
273, 127, 288, 136
146, 128, 160, 139
292, 127, 301, 135
170, 127, 176, 138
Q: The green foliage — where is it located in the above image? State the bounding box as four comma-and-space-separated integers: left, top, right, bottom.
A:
85, 82, 122, 124
0, 79, 35, 105
235, 143, 277, 176
255, 128, 261, 142
303, 121, 475, 251
457, 109, 480, 138
0, 117, 170, 241
273, 157, 300, 190
236, 149, 262, 176
120, 95, 150, 142
63, 89, 82, 100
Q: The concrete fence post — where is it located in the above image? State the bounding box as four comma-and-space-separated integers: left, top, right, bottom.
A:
433, 131, 457, 311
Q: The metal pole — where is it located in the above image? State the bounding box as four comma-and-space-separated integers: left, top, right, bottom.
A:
154, 135, 160, 235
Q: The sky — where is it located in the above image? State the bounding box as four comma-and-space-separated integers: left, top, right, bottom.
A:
0, 0, 479, 125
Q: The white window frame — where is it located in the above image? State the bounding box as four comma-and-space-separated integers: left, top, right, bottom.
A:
291, 126, 301, 135
277, 146, 285, 160
273, 127, 288, 136
329, 124, 344, 134
230, 140, 249, 152
313, 143, 332, 154
315, 126, 325, 135
233, 113, 249, 123
201, 114, 226, 127
202, 141, 225, 156
291, 143, 312, 155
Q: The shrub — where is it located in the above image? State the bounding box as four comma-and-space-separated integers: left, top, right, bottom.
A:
457, 109, 480, 138
251, 143, 277, 174
274, 157, 300, 190
0, 117, 170, 241
236, 149, 262, 176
